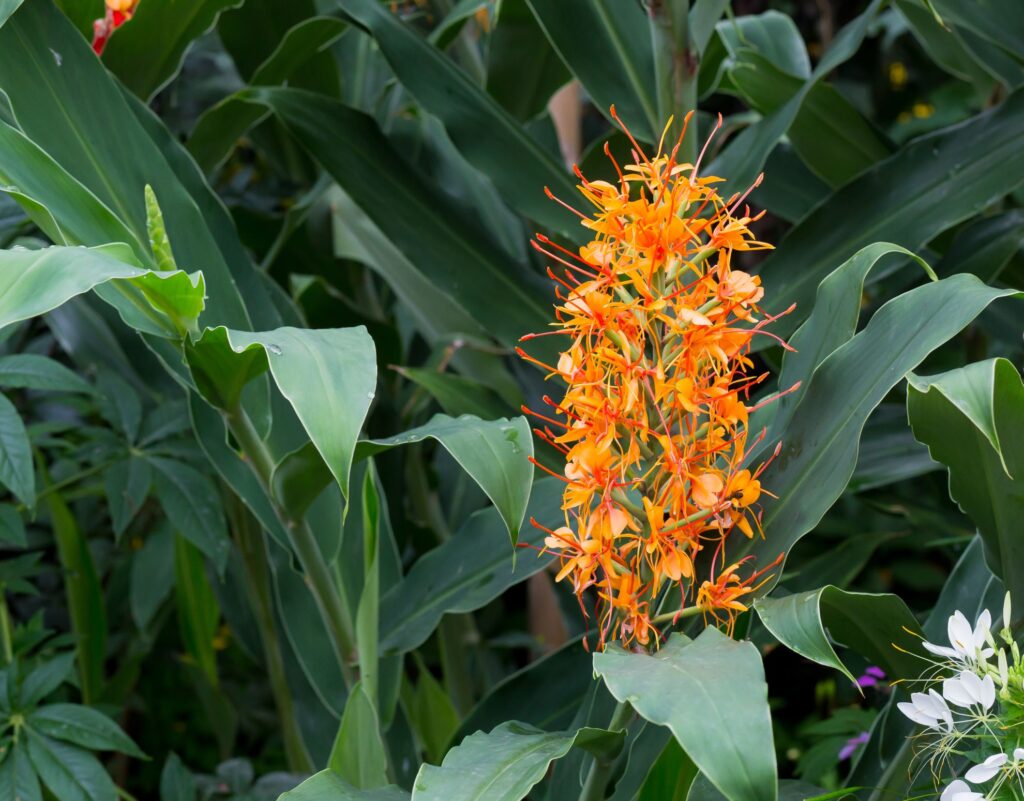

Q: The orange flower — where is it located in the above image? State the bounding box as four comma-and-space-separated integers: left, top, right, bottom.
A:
520, 109, 792, 650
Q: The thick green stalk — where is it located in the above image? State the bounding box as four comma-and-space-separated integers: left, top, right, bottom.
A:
648, 0, 698, 164
226, 404, 356, 688
578, 701, 635, 801
231, 499, 313, 772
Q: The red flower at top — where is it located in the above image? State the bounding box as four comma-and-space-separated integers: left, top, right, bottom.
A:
91, 0, 140, 55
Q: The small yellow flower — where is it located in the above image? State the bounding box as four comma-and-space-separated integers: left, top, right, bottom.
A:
889, 61, 908, 89
913, 102, 935, 119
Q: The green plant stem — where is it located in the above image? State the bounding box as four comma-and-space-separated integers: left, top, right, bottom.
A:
648, 0, 698, 164
0, 587, 12, 665
226, 404, 356, 688
232, 499, 313, 773
578, 701, 634, 801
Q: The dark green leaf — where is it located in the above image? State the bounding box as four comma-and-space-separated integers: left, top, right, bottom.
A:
0, 742, 41, 801
745, 277, 1020, 579
709, 0, 882, 194
150, 457, 229, 574
172, 533, 220, 687
29, 704, 144, 758
379, 478, 561, 654
524, 0, 657, 140
755, 587, 924, 683
0, 394, 32, 508
249, 88, 554, 350
159, 753, 196, 801
328, 0, 580, 238
46, 489, 106, 704
0, 504, 25, 548
760, 89, 1024, 339
908, 358, 1024, 607
19, 652, 76, 709
24, 729, 116, 801
102, 0, 243, 100
130, 525, 174, 633
0, 355, 92, 394
486, 0, 569, 122
188, 16, 348, 173
104, 457, 152, 538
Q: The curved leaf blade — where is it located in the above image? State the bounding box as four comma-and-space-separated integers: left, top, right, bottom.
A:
755, 587, 924, 683
594, 629, 776, 801
379, 478, 561, 655
412, 722, 623, 801
907, 358, 1024, 604
745, 276, 1020, 579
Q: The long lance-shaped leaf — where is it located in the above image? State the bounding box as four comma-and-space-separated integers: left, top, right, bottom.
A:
727, 52, 891, 187
185, 325, 376, 510
0, 245, 205, 340
907, 358, 1024, 606
754, 587, 924, 683
758, 88, 1024, 341
523, 0, 658, 141
101, 0, 243, 101
244, 87, 553, 353
708, 0, 883, 195
379, 478, 562, 655
273, 414, 534, 544
0, 0, 23, 29
594, 629, 776, 801
46, 484, 107, 705
751, 242, 933, 454
0, 0, 284, 331
412, 722, 624, 801
188, 16, 348, 173
325, 0, 580, 239
743, 275, 1020, 580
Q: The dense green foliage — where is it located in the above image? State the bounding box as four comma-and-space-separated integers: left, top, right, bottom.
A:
0, 0, 1021, 800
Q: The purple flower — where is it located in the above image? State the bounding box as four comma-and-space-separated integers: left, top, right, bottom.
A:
839, 731, 870, 761
856, 665, 886, 688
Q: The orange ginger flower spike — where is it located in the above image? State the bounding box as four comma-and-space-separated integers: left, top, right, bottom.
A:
520, 107, 795, 651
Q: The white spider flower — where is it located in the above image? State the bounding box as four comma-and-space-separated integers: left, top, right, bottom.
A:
942, 670, 996, 711
923, 609, 994, 665
897, 689, 953, 731
940, 779, 984, 801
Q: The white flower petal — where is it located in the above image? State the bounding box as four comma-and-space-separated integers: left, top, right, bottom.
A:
923, 641, 961, 660
980, 674, 996, 709
965, 753, 1008, 783
942, 681, 973, 708
897, 701, 937, 728
974, 609, 992, 646
1015, 747, 1024, 763
949, 611, 974, 655
927, 688, 953, 730
941, 780, 979, 801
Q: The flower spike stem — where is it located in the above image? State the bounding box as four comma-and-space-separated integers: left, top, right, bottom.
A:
226, 403, 356, 688
647, 0, 699, 165
579, 701, 635, 801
